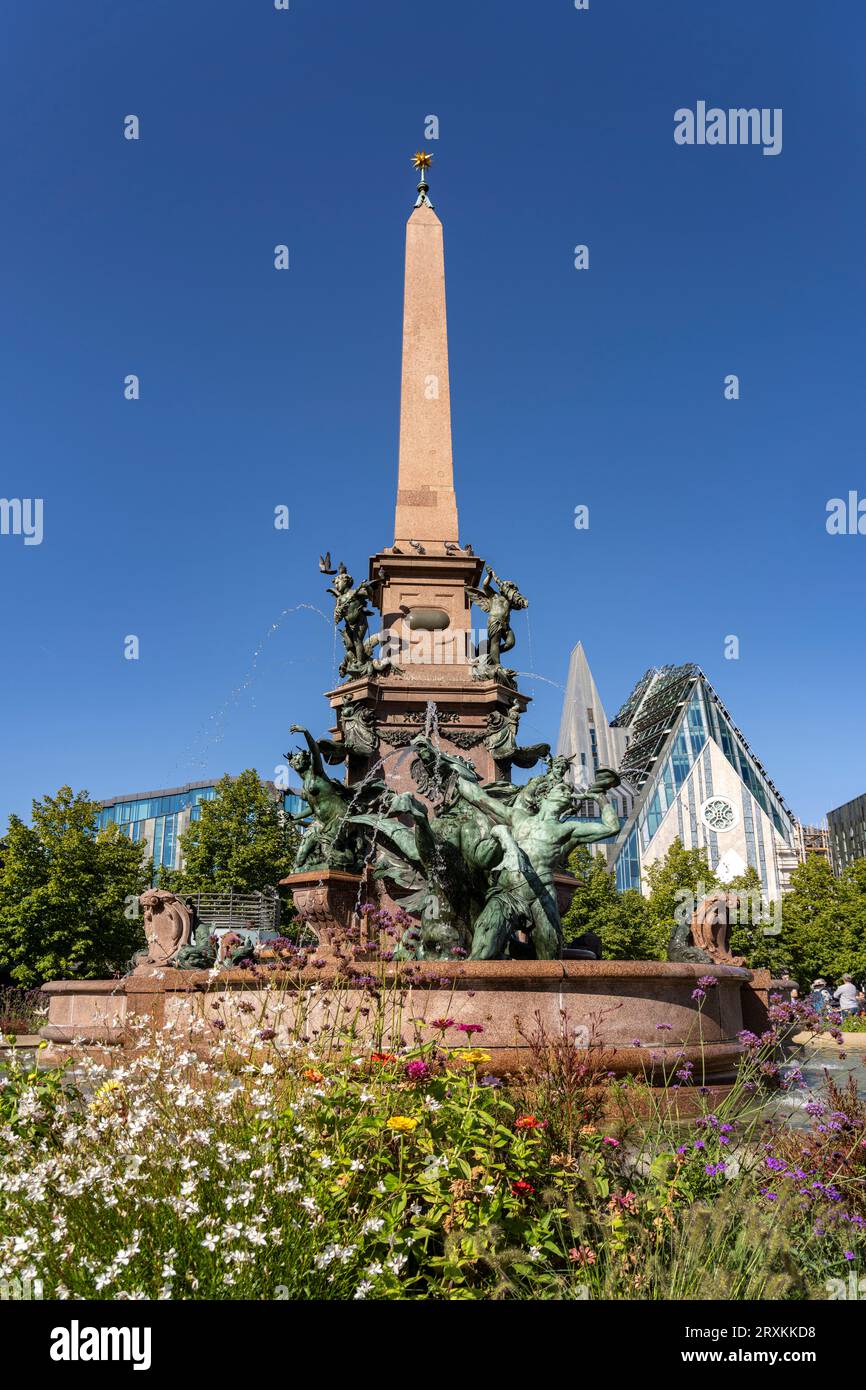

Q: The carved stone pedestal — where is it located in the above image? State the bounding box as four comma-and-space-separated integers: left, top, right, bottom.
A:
280, 869, 365, 957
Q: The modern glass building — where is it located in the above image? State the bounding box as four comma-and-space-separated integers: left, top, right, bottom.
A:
96, 779, 305, 876
827, 793, 866, 875
558, 652, 799, 901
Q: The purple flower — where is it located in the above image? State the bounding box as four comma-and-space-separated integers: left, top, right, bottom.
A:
697, 975, 718, 989
479, 1074, 502, 1088
405, 1060, 430, 1081
655, 1023, 673, 1032
705, 1162, 726, 1177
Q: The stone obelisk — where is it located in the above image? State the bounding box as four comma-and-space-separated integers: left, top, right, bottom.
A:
393, 175, 459, 548
325, 154, 530, 794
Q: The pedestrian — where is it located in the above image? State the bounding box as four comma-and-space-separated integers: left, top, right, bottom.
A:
833, 974, 861, 1025
808, 978, 831, 1016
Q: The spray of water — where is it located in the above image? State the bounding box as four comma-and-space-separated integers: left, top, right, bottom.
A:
177, 604, 331, 773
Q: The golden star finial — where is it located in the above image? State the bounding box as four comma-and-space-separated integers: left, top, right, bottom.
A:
412, 150, 433, 173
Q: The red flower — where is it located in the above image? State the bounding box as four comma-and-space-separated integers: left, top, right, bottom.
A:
456, 1023, 484, 1036
429, 1018, 456, 1030
511, 1179, 536, 1196
515, 1115, 546, 1130
370, 1052, 398, 1064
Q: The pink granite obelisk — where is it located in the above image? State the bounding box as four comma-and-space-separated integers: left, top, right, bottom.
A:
393, 195, 459, 549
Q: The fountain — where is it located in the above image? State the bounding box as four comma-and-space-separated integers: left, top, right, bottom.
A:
40, 155, 778, 1088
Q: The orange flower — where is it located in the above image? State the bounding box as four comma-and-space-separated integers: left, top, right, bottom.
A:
371, 1052, 398, 1064
303, 1068, 324, 1083
515, 1115, 546, 1130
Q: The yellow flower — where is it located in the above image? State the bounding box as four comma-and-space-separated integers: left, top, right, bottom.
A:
453, 1049, 491, 1065
89, 1078, 126, 1115
387, 1116, 419, 1133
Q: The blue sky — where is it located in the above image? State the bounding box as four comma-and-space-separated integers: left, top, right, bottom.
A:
1, 0, 863, 827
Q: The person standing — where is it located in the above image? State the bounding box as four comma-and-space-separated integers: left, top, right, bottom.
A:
833, 974, 861, 1025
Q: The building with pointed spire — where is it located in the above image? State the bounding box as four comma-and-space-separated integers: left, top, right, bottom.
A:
557, 645, 799, 902
556, 642, 634, 824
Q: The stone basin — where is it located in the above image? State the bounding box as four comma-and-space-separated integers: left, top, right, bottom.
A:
40, 960, 767, 1086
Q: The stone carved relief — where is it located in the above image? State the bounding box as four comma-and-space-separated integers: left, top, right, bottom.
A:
139, 889, 194, 965
690, 892, 747, 967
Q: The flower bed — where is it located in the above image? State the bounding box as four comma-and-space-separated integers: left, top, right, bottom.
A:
1, 988, 863, 1300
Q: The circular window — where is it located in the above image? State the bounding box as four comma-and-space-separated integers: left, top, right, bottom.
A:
700, 796, 739, 833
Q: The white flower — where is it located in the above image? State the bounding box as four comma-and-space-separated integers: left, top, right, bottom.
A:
386, 1253, 407, 1274
362, 1217, 385, 1235
201, 1234, 218, 1251
354, 1280, 373, 1299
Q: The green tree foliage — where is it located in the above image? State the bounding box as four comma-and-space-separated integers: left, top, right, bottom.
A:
770, 855, 866, 989
643, 838, 719, 956
721, 865, 786, 973
562, 846, 658, 960
0, 787, 150, 987
174, 770, 299, 895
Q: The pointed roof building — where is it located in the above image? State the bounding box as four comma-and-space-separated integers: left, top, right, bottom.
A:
557, 642, 631, 808
557, 647, 799, 901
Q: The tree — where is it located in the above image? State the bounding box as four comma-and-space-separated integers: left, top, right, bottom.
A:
774, 854, 866, 988
644, 838, 719, 957
0, 787, 150, 987
174, 770, 299, 894
721, 864, 781, 971
562, 846, 658, 960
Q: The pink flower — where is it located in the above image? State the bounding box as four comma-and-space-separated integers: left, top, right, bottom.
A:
602, 1136, 620, 1147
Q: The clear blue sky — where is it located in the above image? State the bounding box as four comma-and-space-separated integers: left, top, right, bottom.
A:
1, 0, 863, 828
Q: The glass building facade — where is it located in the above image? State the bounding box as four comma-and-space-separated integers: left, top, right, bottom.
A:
96, 780, 305, 876
827, 793, 866, 875
610, 671, 795, 896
